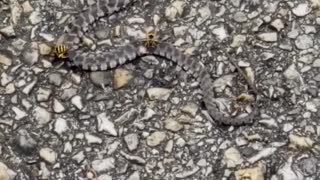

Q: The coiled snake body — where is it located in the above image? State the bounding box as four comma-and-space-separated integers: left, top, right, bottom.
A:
62, 0, 258, 126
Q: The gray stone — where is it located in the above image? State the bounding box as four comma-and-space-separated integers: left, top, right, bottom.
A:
295, 34, 313, 50
16, 129, 37, 154
299, 157, 317, 175
292, 3, 311, 17
92, 158, 115, 173
258, 32, 278, 42
36, 88, 52, 102
48, 73, 63, 86
124, 133, 139, 152
90, 71, 112, 86
233, 12, 247, 23
33, 106, 52, 126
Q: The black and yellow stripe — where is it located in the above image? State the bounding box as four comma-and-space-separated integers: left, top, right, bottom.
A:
54, 45, 68, 59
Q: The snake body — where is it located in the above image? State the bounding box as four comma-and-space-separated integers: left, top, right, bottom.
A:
62, 0, 258, 126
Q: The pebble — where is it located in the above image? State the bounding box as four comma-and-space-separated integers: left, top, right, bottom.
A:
258, 32, 278, 42
165, 0, 186, 21
120, 151, 146, 165
97, 174, 112, 180
22, 48, 39, 65
12, 107, 27, 120
289, 134, 314, 149
96, 113, 117, 136
38, 43, 52, 55
248, 147, 278, 163
126, 171, 140, 180
17, 129, 37, 154
113, 68, 133, 89
283, 64, 300, 80
235, 166, 264, 180
29, 11, 42, 24
90, 71, 111, 86
231, 35, 246, 47
39, 148, 57, 164
48, 73, 63, 87
173, 26, 188, 37
295, 34, 313, 50
53, 118, 68, 135
85, 133, 103, 144
124, 133, 139, 152
147, 88, 172, 101
223, 147, 243, 168
0, 26, 15, 37
298, 54, 313, 64
2, 83, 15, 95
71, 95, 83, 110
277, 156, 304, 180
22, 1, 34, 13
212, 26, 228, 41
0, 166, 11, 180
36, 88, 52, 102
292, 3, 311, 17
0, 53, 12, 66
299, 157, 317, 175
233, 12, 247, 23
164, 119, 183, 132
72, 151, 85, 163
175, 166, 200, 179
33, 106, 52, 126
146, 131, 166, 147
271, 19, 284, 31
92, 158, 115, 173
312, 58, 320, 67
197, 5, 211, 25
10, 1, 22, 25
53, 98, 65, 113
181, 103, 198, 117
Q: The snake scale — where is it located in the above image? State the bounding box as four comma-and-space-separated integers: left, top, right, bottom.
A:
61, 0, 258, 126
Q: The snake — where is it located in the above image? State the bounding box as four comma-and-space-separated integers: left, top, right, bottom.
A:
60, 0, 258, 126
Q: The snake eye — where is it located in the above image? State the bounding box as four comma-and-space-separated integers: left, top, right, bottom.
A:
148, 34, 154, 39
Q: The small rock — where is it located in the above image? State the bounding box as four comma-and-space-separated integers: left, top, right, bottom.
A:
0, 26, 15, 37
298, 54, 313, 64
72, 151, 85, 163
120, 151, 146, 165
97, 174, 112, 180
258, 32, 278, 42
175, 166, 200, 179
181, 103, 198, 117
124, 133, 139, 152
29, 11, 42, 24
39, 148, 57, 164
312, 58, 320, 67
271, 19, 284, 31
22, 1, 34, 13
165, 0, 186, 21
299, 157, 317, 175
12, 107, 27, 120
147, 88, 172, 101
38, 43, 52, 55
22, 48, 39, 65
147, 131, 166, 147
96, 113, 117, 136
53, 118, 68, 135
277, 156, 304, 180
289, 134, 314, 149
90, 71, 111, 86
113, 68, 133, 89
3, 83, 15, 95
33, 106, 52, 126
0, 166, 11, 180
17, 129, 37, 154
85, 133, 103, 144
92, 158, 115, 173
212, 26, 228, 41
233, 12, 247, 23
231, 35, 246, 47
36, 88, 52, 102
295, 34, 313, 50
173, 26, 188, 37
283, 64, 300, 80
126, 171, 140, 180
48, 73, 63, 86
223, 147, 243, 168
71, 95, 83, 110
292, 3, 311, 17
22, 80, 37, 95
0, 53, 12, 66
164, 119, 183, 132
53, 98, 65, 113
235, 166, 264, 180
